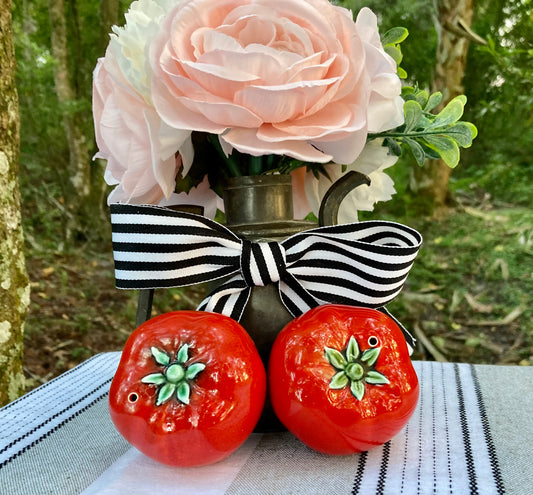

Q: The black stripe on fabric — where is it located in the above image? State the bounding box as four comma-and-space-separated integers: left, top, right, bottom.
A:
213, 293, 231, 314
352, 230, 420, 247
287, 219, 422, 241
304, 279, 404, 302
251, 242, 271, 286
110, 204, 232, 236
285, 239, 420, 266
112, 240, 223, 254
440, 362, 454, 494
113, 254, 237, 272
416, 362, 425, 494
376, 441, 391, 495
351, 450, 368, 495
270, 242, 287, 276
291, 258, 410, 285
470, 365, 506, 494
240, 240, 252, 286
112, 223, 232, 239
281, 272, 320, 311
283, 222, 422, 252
0, 381, 111, 465
454, 363, 479, 495
0, 354, 108, 413
115, 266, 233, 288
430, 362, 437, 494
230, 290, 251, 322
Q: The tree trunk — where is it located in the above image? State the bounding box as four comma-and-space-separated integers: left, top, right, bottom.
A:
49, 0, 91, 238
99, 0, 120, 52
410, 0, 474, 211
0, 0, 31, 406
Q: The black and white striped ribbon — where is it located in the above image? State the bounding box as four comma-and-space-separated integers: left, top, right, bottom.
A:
111, 204, 422, 346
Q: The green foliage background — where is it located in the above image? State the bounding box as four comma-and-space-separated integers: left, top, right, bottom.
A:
10, 0, 533, 369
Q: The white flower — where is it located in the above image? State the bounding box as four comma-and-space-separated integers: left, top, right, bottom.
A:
93, 0, 195, 206
109, 0, 178, 102
303, 139, 398, 223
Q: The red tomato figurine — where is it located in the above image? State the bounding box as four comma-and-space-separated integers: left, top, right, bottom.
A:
268, 305, 419, 455
109, 311, 266, 467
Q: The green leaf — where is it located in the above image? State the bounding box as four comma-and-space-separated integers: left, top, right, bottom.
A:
330, 371, 349, 389
397, 67, 408, 79
185, 362, 206, 380
141, 372, 166, 385
177, 343, 189, 363
350, 380, 365, 400
425, 92, 443, 112
404, 138, 426, 166
151, 347, 170, 366
346, 336, 360, 361
415, 90, 429, 109
156, 383, 176, 406
444, 122, 478, 148
365, 370, 390, 385
431, 96, 466, 128
403, 100, 423, 132
385, 137, 402, 156
177, 381, 191, 404
361, 347, 381, 367
401, 86, 416, 97
423, 135, 460, 168
381, 27, 409, 46
384, 45, 402, 66
325, 347, 347, 370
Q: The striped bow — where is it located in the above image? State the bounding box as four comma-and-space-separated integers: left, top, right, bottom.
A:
111, 203, 422, 344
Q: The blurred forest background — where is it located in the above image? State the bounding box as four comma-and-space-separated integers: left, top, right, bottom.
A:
2, 0, 533, 400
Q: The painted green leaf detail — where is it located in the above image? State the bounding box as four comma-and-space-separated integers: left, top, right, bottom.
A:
151, 347, 170, 366
185, 363, 206, 380
177, 381, 191, 404
325, 347, 347, 370
365, 370, 390, 385
156, 383, 176, 406
330, 372, 349, 389
346, 336, 360, 361
177, 344, 189, 363
361, 347, 381, 367
351, 380, 365, 400
141, 373, 166, 385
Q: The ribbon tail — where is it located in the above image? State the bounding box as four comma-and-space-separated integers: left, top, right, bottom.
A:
197, 276, 251, 322
278, 272, 320, 318
378, 307, 416, 355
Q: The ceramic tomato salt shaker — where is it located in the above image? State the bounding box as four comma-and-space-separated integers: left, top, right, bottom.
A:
269, 304, 419, 455
109, 311, 266, 467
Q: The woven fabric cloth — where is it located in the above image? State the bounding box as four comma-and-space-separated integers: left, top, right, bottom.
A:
1, 353, 531, 494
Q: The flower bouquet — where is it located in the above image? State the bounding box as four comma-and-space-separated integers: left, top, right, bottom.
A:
94, 0, 476, 466
93, 0, 476, 222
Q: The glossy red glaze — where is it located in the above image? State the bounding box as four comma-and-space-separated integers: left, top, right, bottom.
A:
268, 305, 419, 455
109, 311, 266, 467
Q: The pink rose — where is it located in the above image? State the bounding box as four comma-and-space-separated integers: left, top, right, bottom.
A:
149, 1, 403, 165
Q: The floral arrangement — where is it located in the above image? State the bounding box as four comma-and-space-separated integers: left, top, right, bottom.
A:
93, 0, 476, 223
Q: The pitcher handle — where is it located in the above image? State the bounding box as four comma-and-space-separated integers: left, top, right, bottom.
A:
318, 171, 371, 226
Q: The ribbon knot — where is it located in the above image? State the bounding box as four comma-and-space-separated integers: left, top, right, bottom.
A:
110, 204, 423, 350
240, 240, 286, 287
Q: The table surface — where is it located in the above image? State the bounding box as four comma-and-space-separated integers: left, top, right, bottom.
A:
0, 352, 531, 495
